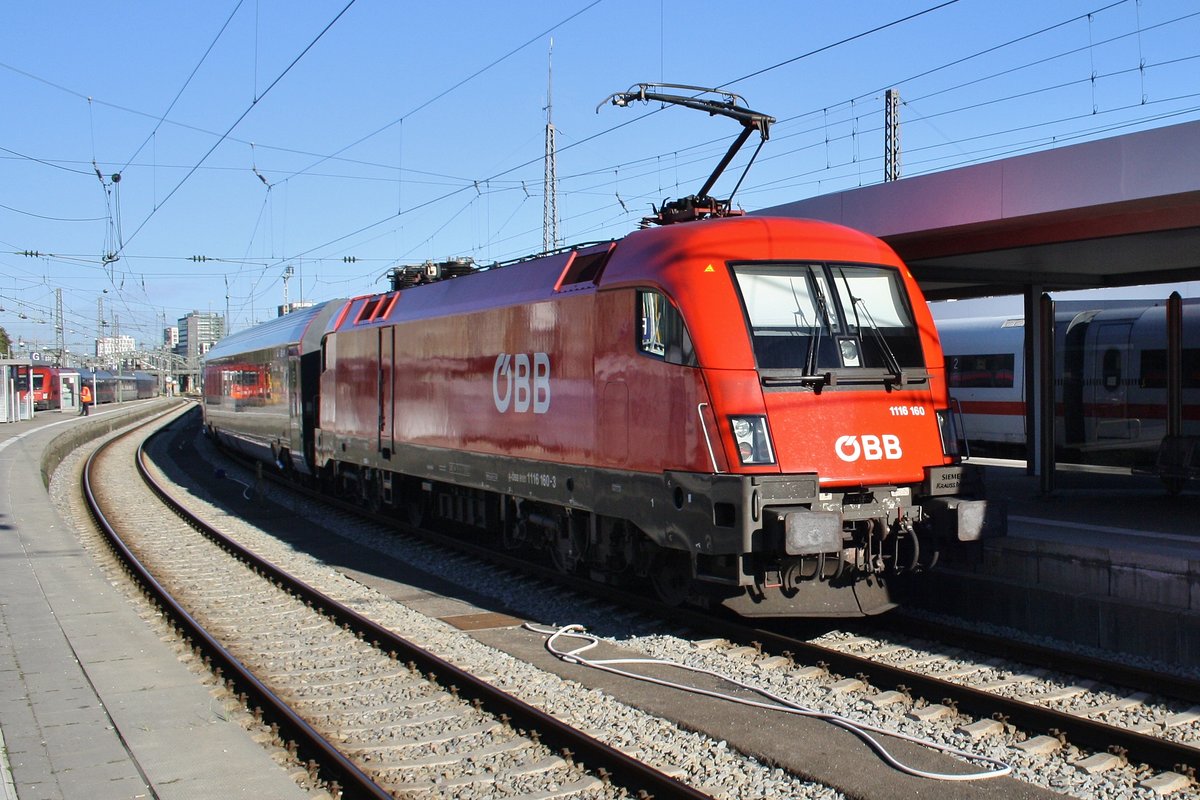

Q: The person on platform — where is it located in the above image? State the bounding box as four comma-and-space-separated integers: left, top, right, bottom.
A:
79, 383, 92, 416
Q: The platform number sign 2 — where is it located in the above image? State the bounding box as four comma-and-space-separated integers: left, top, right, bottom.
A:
493, 353, 551, 414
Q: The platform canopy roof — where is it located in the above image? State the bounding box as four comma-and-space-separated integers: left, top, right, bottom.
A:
757, 120, 1200, 302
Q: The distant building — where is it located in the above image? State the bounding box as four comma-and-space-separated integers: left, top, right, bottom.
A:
164, 326, 179, 350
177, 311, 225, 365
278, 301, 315, 317
96, 335, 136, 366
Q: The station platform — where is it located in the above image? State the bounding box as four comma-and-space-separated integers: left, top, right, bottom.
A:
0, 401, 310, 800
907, 458, 1200, 669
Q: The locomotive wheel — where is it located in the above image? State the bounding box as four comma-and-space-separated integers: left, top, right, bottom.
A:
650, 549, 693, 606
365, 483, 382, 513
404, 498, 427, 527
549, 518, 587, 574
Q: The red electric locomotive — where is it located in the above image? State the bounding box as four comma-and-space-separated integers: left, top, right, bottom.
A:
31, 365, 61, 410
308, 216, 996, 616
204, 85, 1000, 617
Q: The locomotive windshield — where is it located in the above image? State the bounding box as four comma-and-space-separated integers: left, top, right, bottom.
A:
733, 263, 925, 381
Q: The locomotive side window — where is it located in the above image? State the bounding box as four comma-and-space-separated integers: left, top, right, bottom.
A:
945, 353, 1015, 388
732, 263, 922, 372
638, 291, 696, 366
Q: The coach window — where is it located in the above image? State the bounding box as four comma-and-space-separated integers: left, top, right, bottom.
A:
1139, 349, 1200, 388
1102, 347, 1121, 391
945, 353, 1015, 388
638, 290, 696, 366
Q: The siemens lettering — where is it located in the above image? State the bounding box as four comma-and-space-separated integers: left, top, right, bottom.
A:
492, 353, 551, 414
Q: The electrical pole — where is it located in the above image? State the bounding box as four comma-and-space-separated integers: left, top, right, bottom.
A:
54, 288, 64, 366
884, 88, 901, 182
283, 264, 294, 313
543, 39, 559, 254
97, 296, 104, 365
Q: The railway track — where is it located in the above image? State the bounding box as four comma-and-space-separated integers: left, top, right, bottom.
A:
78, 405, 1197, 798
79, 407, 714, 800
539, 575, 1200, 791
183, 415, 1200, 796
265, 467, 1200, 789
809, 622, 1200, 752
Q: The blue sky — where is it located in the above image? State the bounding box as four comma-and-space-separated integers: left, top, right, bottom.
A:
2, 0, 1198, 355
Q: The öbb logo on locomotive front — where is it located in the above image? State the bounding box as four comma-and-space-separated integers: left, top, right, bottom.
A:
835, 434, 903, 462
492, 352, 551, 414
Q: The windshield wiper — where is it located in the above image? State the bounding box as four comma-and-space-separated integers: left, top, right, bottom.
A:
848, 295, 909, 384
760, 368, 928, 390
809, 280, 833, 375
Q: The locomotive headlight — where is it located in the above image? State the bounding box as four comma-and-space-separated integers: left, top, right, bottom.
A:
729, 415, 776, 465
838, 336, 861, 367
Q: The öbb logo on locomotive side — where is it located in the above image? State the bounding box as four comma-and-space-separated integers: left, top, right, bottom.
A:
492, 353, 551, 414
835, 434, 903, 462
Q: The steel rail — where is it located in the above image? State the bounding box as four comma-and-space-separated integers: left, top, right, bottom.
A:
710, 617, 1200, 777
82, 413, 392, 800
137, 413, 713, 800
883, 611, 1200, 706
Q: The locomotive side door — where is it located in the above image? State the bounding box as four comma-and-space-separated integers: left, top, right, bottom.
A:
378, 327, 394, 458
1088, 322, 1134, 443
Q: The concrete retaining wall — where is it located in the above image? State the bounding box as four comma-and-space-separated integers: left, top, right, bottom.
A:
906, 542, 1200, 667
39, 399, 189, 489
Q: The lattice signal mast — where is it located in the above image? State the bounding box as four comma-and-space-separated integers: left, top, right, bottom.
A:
543, 39, 559, 254
884, 88, 901, 182
55, 288, 64, 366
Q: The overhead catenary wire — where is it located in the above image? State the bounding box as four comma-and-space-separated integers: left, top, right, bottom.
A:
355, 0, 1176, 265
117, 0, 246, 175
111, 0, 359, 259
7, 1, 1169, 253
276, 0, 605, 185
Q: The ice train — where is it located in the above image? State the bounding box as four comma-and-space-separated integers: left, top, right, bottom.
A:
938, 300, 1200, 463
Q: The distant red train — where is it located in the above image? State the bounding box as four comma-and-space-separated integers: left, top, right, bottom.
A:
25, 366, 158, 410
203, 215, 1002, 617
202, 362, 271, 407
31, 365, 60, 410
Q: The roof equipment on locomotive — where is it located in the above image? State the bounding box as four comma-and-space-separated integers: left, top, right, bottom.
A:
601, 83, 775, 227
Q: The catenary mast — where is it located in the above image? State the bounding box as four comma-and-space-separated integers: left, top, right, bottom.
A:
543, 39, 559, 253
